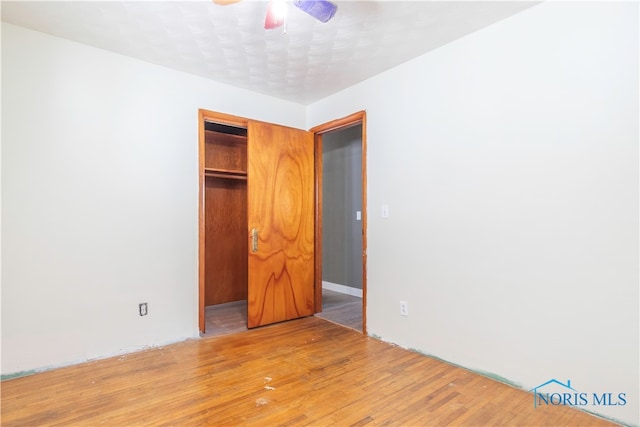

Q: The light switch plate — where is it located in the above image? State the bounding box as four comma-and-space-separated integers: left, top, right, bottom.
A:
381, 204, 389, 218
400, 301, 408, 316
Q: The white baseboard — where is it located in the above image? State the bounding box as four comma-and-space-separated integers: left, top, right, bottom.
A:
322, 281, 363, 298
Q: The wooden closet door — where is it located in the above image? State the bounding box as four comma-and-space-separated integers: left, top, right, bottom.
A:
247, 121, 315, 328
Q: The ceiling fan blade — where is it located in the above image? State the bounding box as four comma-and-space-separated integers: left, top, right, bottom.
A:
293, 0, 337, 23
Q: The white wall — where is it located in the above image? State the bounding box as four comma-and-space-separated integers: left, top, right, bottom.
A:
1, 23, 306, 375
309, 2, 638, 425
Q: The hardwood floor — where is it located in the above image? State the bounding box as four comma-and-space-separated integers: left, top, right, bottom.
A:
315, 289, 362, 332
1, 317, 616, 426
204, 300, 248, 337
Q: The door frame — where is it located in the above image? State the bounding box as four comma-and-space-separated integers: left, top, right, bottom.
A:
310, 111, 367, 334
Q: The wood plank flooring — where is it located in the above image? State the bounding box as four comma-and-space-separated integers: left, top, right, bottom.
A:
315, 289, 362, 332
1, 317, 616, 426
204, 300, 248, 337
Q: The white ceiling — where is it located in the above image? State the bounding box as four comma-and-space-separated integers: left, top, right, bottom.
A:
1, 1, 537, 105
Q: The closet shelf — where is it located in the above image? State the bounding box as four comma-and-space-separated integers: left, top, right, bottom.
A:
204, 168, 247, 180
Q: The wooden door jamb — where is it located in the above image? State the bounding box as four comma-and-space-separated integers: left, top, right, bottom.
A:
310, 111, 367, 335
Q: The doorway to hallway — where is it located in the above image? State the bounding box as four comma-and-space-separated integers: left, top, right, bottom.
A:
312, 113, 366, 333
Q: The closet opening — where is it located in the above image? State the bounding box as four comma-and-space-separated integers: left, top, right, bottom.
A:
201, 119, 249, 336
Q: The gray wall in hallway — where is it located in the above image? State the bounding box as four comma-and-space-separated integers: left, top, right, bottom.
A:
322, 125, 362, 289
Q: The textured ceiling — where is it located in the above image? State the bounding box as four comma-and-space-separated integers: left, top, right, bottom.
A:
1, 1, 537, 105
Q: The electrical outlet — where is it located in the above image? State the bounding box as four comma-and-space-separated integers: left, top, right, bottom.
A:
400, 301, 408, 316
139, 303, 148, 316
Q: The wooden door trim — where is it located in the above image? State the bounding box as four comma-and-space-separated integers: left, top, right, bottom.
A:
311, 110, 367, 335
309, 111, 366, 134
314, 134, 324, 314
198, 109, 249, 334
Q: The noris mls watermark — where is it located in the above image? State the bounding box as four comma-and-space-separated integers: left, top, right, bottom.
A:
530, 379, 627, 408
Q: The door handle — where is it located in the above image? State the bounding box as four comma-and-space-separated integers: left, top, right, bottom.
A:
251, 228, 258, 252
